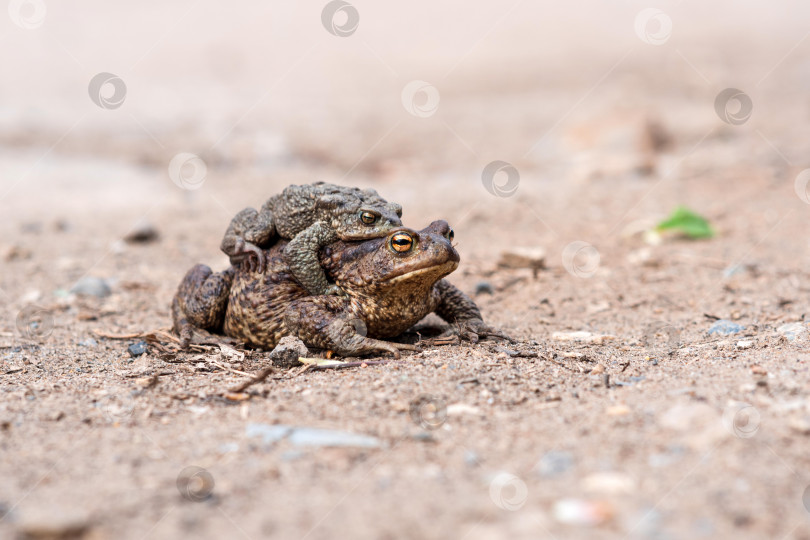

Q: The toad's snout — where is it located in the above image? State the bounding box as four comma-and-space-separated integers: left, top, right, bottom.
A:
425, 220, 452, 237
423, 220, 459, 263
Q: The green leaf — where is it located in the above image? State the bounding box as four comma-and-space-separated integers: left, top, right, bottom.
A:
655, 206, 714, 239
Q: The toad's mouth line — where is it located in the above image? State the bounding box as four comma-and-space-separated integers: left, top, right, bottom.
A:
386, 260, 459, 284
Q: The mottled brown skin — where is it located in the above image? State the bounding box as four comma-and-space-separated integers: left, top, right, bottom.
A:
175, 220, 506, 357
220, 182, 403, 297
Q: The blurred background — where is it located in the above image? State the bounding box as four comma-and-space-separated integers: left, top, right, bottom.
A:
3, 0, 810, 256
4, 2, 810, 539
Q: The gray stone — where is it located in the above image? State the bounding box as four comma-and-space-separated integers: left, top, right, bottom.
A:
127, 341, 147, 357
778, 322, 806, 342
536, 450, 574, 477
288, 427, 381, 448
70, 277, 111, 298
245, 424, 292, 444
464, 449, 479, 466
269, 336, 309, 368
124, 220, 159, 244
245, 423, 382, 449
474, 281, 494, 295
707, 319, 743, 336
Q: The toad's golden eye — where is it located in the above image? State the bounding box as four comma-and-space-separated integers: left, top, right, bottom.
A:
390, 232, 414, 252
447, 229, 454, 242
360, 211, 378, 225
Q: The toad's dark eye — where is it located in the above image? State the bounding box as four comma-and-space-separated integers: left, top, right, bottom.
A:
360, 211, 378, 225
390, 232, 414, 253
447, 229, 454, 242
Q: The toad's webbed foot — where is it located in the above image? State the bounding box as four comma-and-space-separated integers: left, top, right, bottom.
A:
434, 279, 512, 343
220, 206, 276, 273
452, 319, 513, 344
229, 237, 266, 273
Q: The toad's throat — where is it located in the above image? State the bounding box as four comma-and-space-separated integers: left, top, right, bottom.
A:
385, 260, 458, 285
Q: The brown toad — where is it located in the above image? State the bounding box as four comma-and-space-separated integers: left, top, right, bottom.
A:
220, 182, 403, 297
175, 220, 506, 356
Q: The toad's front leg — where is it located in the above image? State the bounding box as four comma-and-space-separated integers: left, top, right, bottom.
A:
434, 279, 512, 343
283, 221, 343, 296
284, 296, 414, 358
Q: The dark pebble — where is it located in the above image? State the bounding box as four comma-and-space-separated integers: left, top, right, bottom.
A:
128, 341, 148, 357
474, 282, 494, 295
124, 221, 159, 244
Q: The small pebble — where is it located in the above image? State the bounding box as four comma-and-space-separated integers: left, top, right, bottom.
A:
246, 423, 382, 448
289, 428, 382, 448
20, 222, 42, 234
464, 449, 479, 466
269, 336, 309, 368
124, 220, 159, 244
582, 471, 635, 495
70, 277, 111, 298
707, 319, 743, 336
789, 417, 810, 435
535, 451, 574, 477
777, 322, 806, 342
127, 341, 148, 357
474, 281, 494, 295
552, 331, 615, 344
412, 431, 436, 443
281, 450, 304, 461
736, 340, 753, 349
722, 264, 745, 278
606, 404, 631, 416
78, 338, 98, 348
553, 498, 613, 526
446, 403, 482, 416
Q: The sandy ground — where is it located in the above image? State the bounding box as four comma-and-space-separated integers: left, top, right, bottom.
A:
3, 1, 810, 539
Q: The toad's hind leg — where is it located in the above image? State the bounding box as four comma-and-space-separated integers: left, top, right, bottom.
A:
172, 264, 235, 348
285, 297, 415, 358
